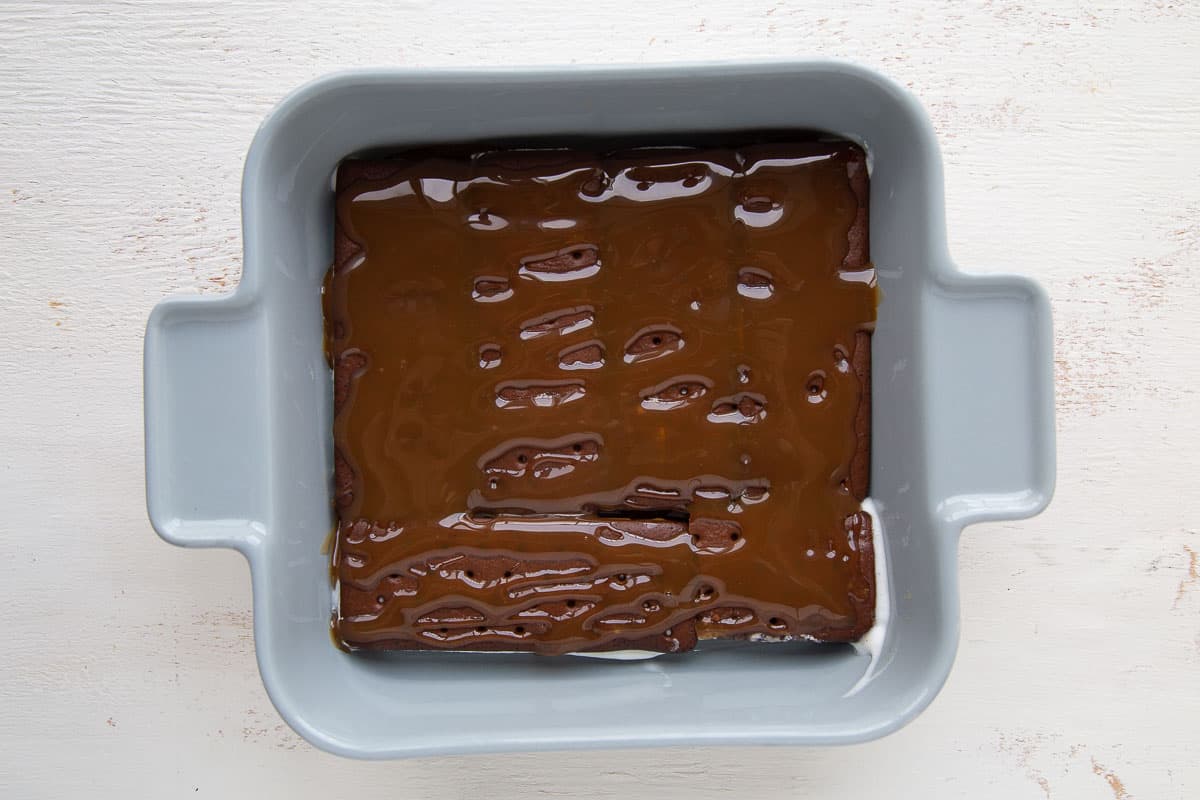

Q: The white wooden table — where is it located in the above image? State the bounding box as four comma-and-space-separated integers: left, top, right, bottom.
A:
3, 2, 1197, 796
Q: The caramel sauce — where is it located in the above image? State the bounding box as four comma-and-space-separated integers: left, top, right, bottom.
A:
328, 141, 876, 654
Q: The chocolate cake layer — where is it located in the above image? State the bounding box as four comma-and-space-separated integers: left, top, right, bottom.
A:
327, 141, 877, 654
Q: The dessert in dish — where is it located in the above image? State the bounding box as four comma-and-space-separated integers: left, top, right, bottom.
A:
326, 140, 876, 654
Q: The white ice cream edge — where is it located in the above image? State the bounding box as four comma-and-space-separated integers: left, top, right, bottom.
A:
843, 496, 890, 694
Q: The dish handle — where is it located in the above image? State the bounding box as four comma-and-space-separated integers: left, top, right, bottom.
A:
925, 273, 1056, 526
144, 295, 268, 551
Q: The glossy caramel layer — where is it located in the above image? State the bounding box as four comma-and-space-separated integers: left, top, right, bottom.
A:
328, 141, 876, 654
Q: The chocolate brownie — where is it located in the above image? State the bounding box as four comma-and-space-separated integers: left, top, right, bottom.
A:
327, 141, 876, 654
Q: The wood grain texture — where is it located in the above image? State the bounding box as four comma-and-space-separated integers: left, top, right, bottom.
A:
1, 1, 1198, 796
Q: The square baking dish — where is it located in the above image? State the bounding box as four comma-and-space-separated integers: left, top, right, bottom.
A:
144, 61, 1055, 758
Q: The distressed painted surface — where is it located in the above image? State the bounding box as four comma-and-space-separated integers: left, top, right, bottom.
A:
1, 1, 1197, 797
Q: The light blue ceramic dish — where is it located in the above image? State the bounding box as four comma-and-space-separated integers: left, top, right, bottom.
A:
145, 61, 1055, 758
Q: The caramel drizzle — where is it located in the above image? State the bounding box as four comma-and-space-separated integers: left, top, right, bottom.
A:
329, 141, 876, 653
